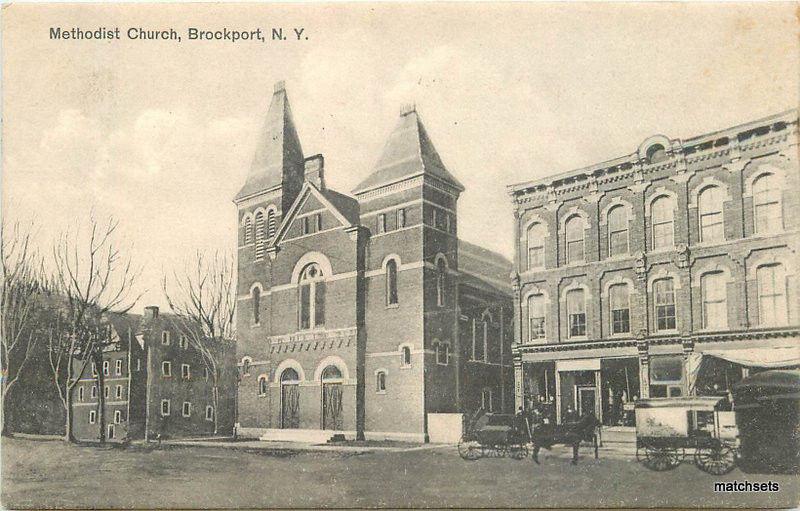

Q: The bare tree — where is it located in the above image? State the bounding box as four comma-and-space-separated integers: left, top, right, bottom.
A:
48, 214, 143, 442
163, 250, 235, 435
0, 220, 44, 436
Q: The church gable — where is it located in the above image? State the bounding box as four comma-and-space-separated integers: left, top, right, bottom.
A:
272, 182, 355, 246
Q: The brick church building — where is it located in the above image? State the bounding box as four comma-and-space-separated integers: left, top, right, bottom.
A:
234, 82, 513, 442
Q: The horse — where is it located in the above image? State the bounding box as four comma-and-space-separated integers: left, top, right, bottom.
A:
528, 412, 601, 465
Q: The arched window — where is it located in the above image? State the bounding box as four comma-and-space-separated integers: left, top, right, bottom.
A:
565, 215, 585, 264
607, 205, 629, 257
252, 287, 261, 325
376, 371, 387, 393
254, 211, 265, 260
386, 260, 398, 305
527, 223, 546, 270
321, 365, 343, 382
646, 144, 667, 164
654, 278, 677, 331
753, 174, 782, 234
161, 331, 170, 345
566, 288, 586, 338
609, 283, 630, 335
527, 294, 546, 341
436, 258, 447, 307
651, 196, 675, 250
244, 216, 253, 245
267, 209, 277, 240
298, 263, 325, 330
258, 376, 268, 396
280, 367, 300, 382
701, 272, 727, 330
401, 346, 412, 367
757, 264, 788, 326
698, 186, 725, 243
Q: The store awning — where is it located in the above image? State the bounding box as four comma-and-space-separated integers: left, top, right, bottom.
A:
697, 345, 800, 368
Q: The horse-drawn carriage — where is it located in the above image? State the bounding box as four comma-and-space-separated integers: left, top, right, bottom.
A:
634, 396, 738, 474
458, 410, 600, 464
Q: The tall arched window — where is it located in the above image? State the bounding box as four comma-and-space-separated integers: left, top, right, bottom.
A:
258, 376, 268, 396
436, 258, 447, 307
401, 346, 412, 367
527, 294, 546, 340
609, 283, 630, 335
376, 371, 387, 393
252, 287, 261, 325
753, 174, 782, 234
701, 272, 727, 330
565, 215, 585, 264
566, 288, 586, 338
267, 209, 277, 240
607, 205, 629, 257
298, 263, 325, 329
254, 211, 265, 260
757, 264, 788, 326
654, 278, 677, 331
386, 260, 398, 305
651, 196, 675, 250
527, 223, 546, 270
698, 186, 725, 242
244, 216, 253, 245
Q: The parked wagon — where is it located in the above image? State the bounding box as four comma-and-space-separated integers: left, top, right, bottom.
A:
458, 412, 530, 461
634, 396, 738, 474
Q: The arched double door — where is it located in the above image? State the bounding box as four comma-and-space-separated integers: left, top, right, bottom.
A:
321, 365, 343, 431
280, 368, 301, 429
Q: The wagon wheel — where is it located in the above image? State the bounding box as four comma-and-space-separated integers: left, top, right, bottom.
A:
457, 439, 481, 461
641, 445, 684, 471
694, 444, 736, 475
510, 444, 530, 460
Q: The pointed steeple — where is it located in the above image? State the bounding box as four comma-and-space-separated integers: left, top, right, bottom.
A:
353, 105, 464, 195
234, 81, 305, 202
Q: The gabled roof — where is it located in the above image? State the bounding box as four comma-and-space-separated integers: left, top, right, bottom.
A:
353, 108, 464, 195
458, 239, 513, 296
234, 82, 304, 202
271, 181, 359, 246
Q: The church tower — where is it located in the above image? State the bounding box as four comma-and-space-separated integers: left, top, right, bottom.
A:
233, 81, 305, 347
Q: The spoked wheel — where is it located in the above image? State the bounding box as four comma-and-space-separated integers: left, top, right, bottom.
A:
458, 439, 481, 461
509, 444, 530, 460
640, 445, 684, 471
694, 445, 736, 475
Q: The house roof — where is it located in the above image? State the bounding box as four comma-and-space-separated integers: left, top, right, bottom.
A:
353, 108, 465, 195
458, 239, 513, 296
234, 82, 304, 202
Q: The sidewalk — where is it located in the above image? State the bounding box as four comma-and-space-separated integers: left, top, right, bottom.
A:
146, 437, 452, 454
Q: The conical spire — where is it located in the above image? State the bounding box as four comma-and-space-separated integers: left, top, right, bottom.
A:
353, 106, 464, 195
235, 81, 304, 202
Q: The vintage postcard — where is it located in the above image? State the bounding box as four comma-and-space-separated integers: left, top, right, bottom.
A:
1, 2, 799, 509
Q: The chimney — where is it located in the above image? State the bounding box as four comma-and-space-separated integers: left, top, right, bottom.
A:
143, 306, 159, 320
400, 103, 416, 116
304, 154, 325, 190
274, 80, 285, 93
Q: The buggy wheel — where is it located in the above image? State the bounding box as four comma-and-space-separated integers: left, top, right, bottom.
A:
458, 440, 481, 461
641, 445, 683, 471
510, 444, 529, 460
694, 445, 736, 475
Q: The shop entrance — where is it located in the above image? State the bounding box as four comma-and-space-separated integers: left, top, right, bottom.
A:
558, 370, 597, 423
600, 357, 639, 426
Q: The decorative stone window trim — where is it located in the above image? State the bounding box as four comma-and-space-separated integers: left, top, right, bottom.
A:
313, 355, 350, 382
743, 165, 786, 198
291, 252, 334, 284
647, 271, 682, 292
559, 281, 592, 302
558, 206, 591, 232
599, 197, 636, 225
601, 277, 638, 297
273, 358, 306, 384
691, 263, 734, 288
644, 188, 679, 217
689, 177, 732, 209
521, 215, 551, 239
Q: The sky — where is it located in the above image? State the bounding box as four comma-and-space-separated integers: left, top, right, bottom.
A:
3, 3, 798, 314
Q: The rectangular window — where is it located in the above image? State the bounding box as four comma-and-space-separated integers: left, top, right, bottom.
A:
115, 359, 122, 375
471, 320, 486, 361
107, 424, 115, 439
114, 410, 122, 424
182, 402, 191, 417
315, 213, 322, 232
89, 410, 96, 424
102, 360, 109, 376
702, 273, 727, 330
654, 279, 677, 331
652, 223, 673, 250
161, 399, 170, 416
78, 387, 85, 401
528, 295, 546, 340
162, 361, 172, 377
299, 284, 311, 330
528, 246, 544, 270
180, 335, 188, 349
650, 356, 684, 398
91, 361, 97, 377
609, 284, 631, 335
301, 216, 310, 235
758, 264, 788, 326
566, 289, 587, 338
182, 364, 191, 379
104, 386, 109, 399
755, 202, 781, 234
436, 343, 449, 366
567, 239, 584, 264
377, 213, 386, 234
397, 209, 406, 228
115, 385, 123, 399
700, 212, 724, 243
136, 358, 141, 372
609, 230, 628, 257
205, 406, 214, 421
161, 331, 170, 345
91, 386, 97, 399
314, 281, 326, 327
